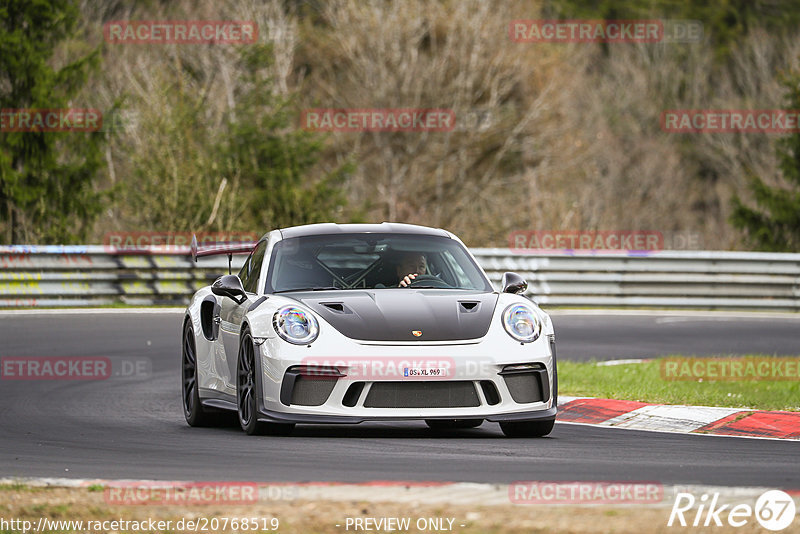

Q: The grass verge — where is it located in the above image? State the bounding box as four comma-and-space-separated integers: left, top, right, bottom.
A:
0, 485, 705, 534
559, 356, 800, 411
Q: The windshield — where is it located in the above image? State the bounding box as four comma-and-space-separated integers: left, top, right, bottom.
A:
265, 233, 492, 293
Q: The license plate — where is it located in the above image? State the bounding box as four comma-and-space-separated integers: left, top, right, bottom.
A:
403, 367, 446, 378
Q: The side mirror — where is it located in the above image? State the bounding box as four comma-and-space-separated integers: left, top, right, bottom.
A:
501, 272, 528, 294
211, 275, 247, 304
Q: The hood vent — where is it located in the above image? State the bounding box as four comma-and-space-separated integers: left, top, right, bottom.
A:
321, 302, 347, 313
458, 301, 480, 313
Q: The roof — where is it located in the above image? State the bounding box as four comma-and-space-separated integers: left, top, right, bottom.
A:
279, 222, 450, 239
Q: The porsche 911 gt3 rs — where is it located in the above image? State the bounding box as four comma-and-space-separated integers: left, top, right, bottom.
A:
182, 223, 557, 437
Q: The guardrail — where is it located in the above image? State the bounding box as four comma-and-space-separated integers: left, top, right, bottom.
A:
0, 245, 799, 310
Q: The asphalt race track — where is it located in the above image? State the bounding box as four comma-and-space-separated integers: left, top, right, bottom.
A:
550, 310, 800, 361
0, 310, 798, 488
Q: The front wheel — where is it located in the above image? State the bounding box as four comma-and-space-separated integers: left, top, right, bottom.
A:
182, 322, 220, 427
237, 329, 295, 436
500, 419, 555, 438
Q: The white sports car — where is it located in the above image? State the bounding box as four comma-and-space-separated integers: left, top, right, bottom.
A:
182, 223, 557, 437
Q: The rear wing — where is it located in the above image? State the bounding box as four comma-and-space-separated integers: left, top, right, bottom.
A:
191, 235, 256, 274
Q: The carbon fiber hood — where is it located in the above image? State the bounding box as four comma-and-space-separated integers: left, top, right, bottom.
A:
290, 290, 498, 342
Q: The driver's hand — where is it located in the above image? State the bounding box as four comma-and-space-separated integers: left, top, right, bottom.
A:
399, 273, 418, 287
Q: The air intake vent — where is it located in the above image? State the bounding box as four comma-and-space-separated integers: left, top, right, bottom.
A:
364, 381, 480, 408
499, 366, 550, 404
503, 374, 543, 404
342, 382, 365, 407
322, 302, 346, 313
280, 366, 342, 406
480, 381, 501, 405
458, 301, 480, 313
290, 376, 337, 406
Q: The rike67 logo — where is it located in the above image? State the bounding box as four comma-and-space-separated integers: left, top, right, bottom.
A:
668, 490, 796, 531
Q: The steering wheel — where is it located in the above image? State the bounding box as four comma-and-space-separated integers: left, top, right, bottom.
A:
408, 274, 451, 288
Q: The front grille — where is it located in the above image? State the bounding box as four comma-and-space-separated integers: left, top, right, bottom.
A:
480, 380, 501, 405
363, 381, 481, 408
290, 376, 337, 406
503, 373, 544, 403
342, 382, 365, 407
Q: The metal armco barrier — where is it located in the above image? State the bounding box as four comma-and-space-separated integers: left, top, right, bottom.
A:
0, 245, 799, 310
0, 245, 242, 308
476, 249, 800, 311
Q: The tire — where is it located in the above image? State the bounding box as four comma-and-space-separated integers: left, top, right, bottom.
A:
425, 419, 483, 430
182, 321, 221, 427
237, 328, 295, 436
500, 418, 555, 438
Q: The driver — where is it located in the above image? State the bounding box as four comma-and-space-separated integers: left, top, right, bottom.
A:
397, 252, 428, 287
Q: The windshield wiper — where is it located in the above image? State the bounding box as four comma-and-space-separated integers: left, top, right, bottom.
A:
273, 286, 341, 293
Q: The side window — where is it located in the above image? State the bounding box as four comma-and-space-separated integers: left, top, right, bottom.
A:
237, 255, 252, 287
242, 240, 267, 294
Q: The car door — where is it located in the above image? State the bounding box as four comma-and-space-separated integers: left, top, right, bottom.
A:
219, 239, 267, 389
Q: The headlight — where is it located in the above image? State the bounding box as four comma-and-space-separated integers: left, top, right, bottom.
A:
502, 304, 541, 343
273, 306, 319, 345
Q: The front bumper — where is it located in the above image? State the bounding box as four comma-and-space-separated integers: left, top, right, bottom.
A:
254, 329, 557, 423
254, 405, 557, 425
